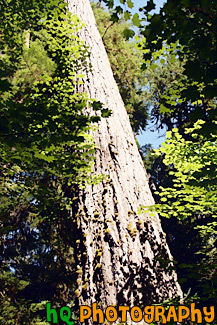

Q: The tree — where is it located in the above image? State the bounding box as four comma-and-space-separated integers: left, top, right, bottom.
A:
67, 0, 182, 316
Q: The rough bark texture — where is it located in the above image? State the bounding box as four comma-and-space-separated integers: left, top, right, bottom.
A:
68, 0, 182, 321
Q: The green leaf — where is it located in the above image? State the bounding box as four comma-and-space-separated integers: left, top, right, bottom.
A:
124, 11, 131, 21
123, 28, 135, 40
126, 0, 134, 9
132, 13, 140, 27
101, 109, 112, 118
92, 101, 103, 111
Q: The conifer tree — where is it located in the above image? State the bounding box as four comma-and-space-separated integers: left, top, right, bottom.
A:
67, 0, 182, 315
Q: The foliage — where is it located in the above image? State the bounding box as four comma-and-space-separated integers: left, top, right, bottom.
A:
140, 144, 173, 193
141, 0, 217, 102
97, 0, 217, 135
101, 0, 217, 106
142, 120, 217, 304
98, 0, 139, 26
1, 0, 216, 320
92, 2, 148, 133
0, 0, 109, 323
139, 0, 217, 139
141, 47, 189, 131
154, 120, 217, 219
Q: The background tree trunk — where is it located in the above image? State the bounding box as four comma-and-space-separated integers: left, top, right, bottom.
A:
67, 0, 182, 319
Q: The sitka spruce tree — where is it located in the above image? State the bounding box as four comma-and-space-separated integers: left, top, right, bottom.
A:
67, 0, 182, 319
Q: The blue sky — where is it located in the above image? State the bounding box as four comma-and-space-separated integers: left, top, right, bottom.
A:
137, 118, 166, 149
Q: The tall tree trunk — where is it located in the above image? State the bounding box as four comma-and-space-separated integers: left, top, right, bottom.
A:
67, 0, 182, 319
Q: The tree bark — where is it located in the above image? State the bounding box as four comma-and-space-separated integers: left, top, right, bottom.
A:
67, 0, 182, 320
